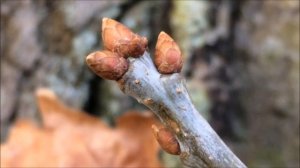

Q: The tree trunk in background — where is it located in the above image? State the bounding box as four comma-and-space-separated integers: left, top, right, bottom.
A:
1, 0, 123, 139
1, 0, 299, 167
234, 1, 299, 166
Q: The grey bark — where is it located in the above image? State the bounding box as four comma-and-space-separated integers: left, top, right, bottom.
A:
117, 52, 246, 168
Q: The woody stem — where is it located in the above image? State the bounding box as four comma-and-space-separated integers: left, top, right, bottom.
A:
117, 52, 247, 168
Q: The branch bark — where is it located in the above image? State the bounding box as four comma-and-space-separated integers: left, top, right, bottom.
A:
86, 18, 246, 168
117, 52, 247, 168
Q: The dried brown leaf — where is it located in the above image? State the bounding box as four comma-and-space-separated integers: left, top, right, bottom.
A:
1, 88, 162, 168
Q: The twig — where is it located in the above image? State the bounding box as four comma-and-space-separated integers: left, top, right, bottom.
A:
86, 18, 247, 168
117, 52, 246, 168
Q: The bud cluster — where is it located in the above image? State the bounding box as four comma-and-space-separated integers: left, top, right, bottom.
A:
86, 18, 148, 80
86, 18, 183, 79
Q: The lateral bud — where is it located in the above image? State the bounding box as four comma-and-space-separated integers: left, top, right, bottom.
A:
154, 31, 183, 74
86, 51, 128, 80
152, 124, 181, 155
102, 18, 148, 58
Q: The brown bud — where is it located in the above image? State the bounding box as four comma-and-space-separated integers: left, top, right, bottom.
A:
86, 51, 128, 80
102, 18, 148, 58
154, 32, 183, 74
152, 124, 181, 155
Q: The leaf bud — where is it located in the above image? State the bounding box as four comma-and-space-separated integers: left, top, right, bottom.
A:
102, 18, 148, 58
86, 51, 128, 80
154, 32, 183, 74
152, 124, 181, 155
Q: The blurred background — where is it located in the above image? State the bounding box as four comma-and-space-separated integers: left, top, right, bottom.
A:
1, 0, 299, 167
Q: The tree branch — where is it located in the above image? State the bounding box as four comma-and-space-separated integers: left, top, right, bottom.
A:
117, 52, 246, 168
86, 17, 246, 168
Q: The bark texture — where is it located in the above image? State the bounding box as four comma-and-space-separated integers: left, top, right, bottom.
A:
118, 52, 246, 168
